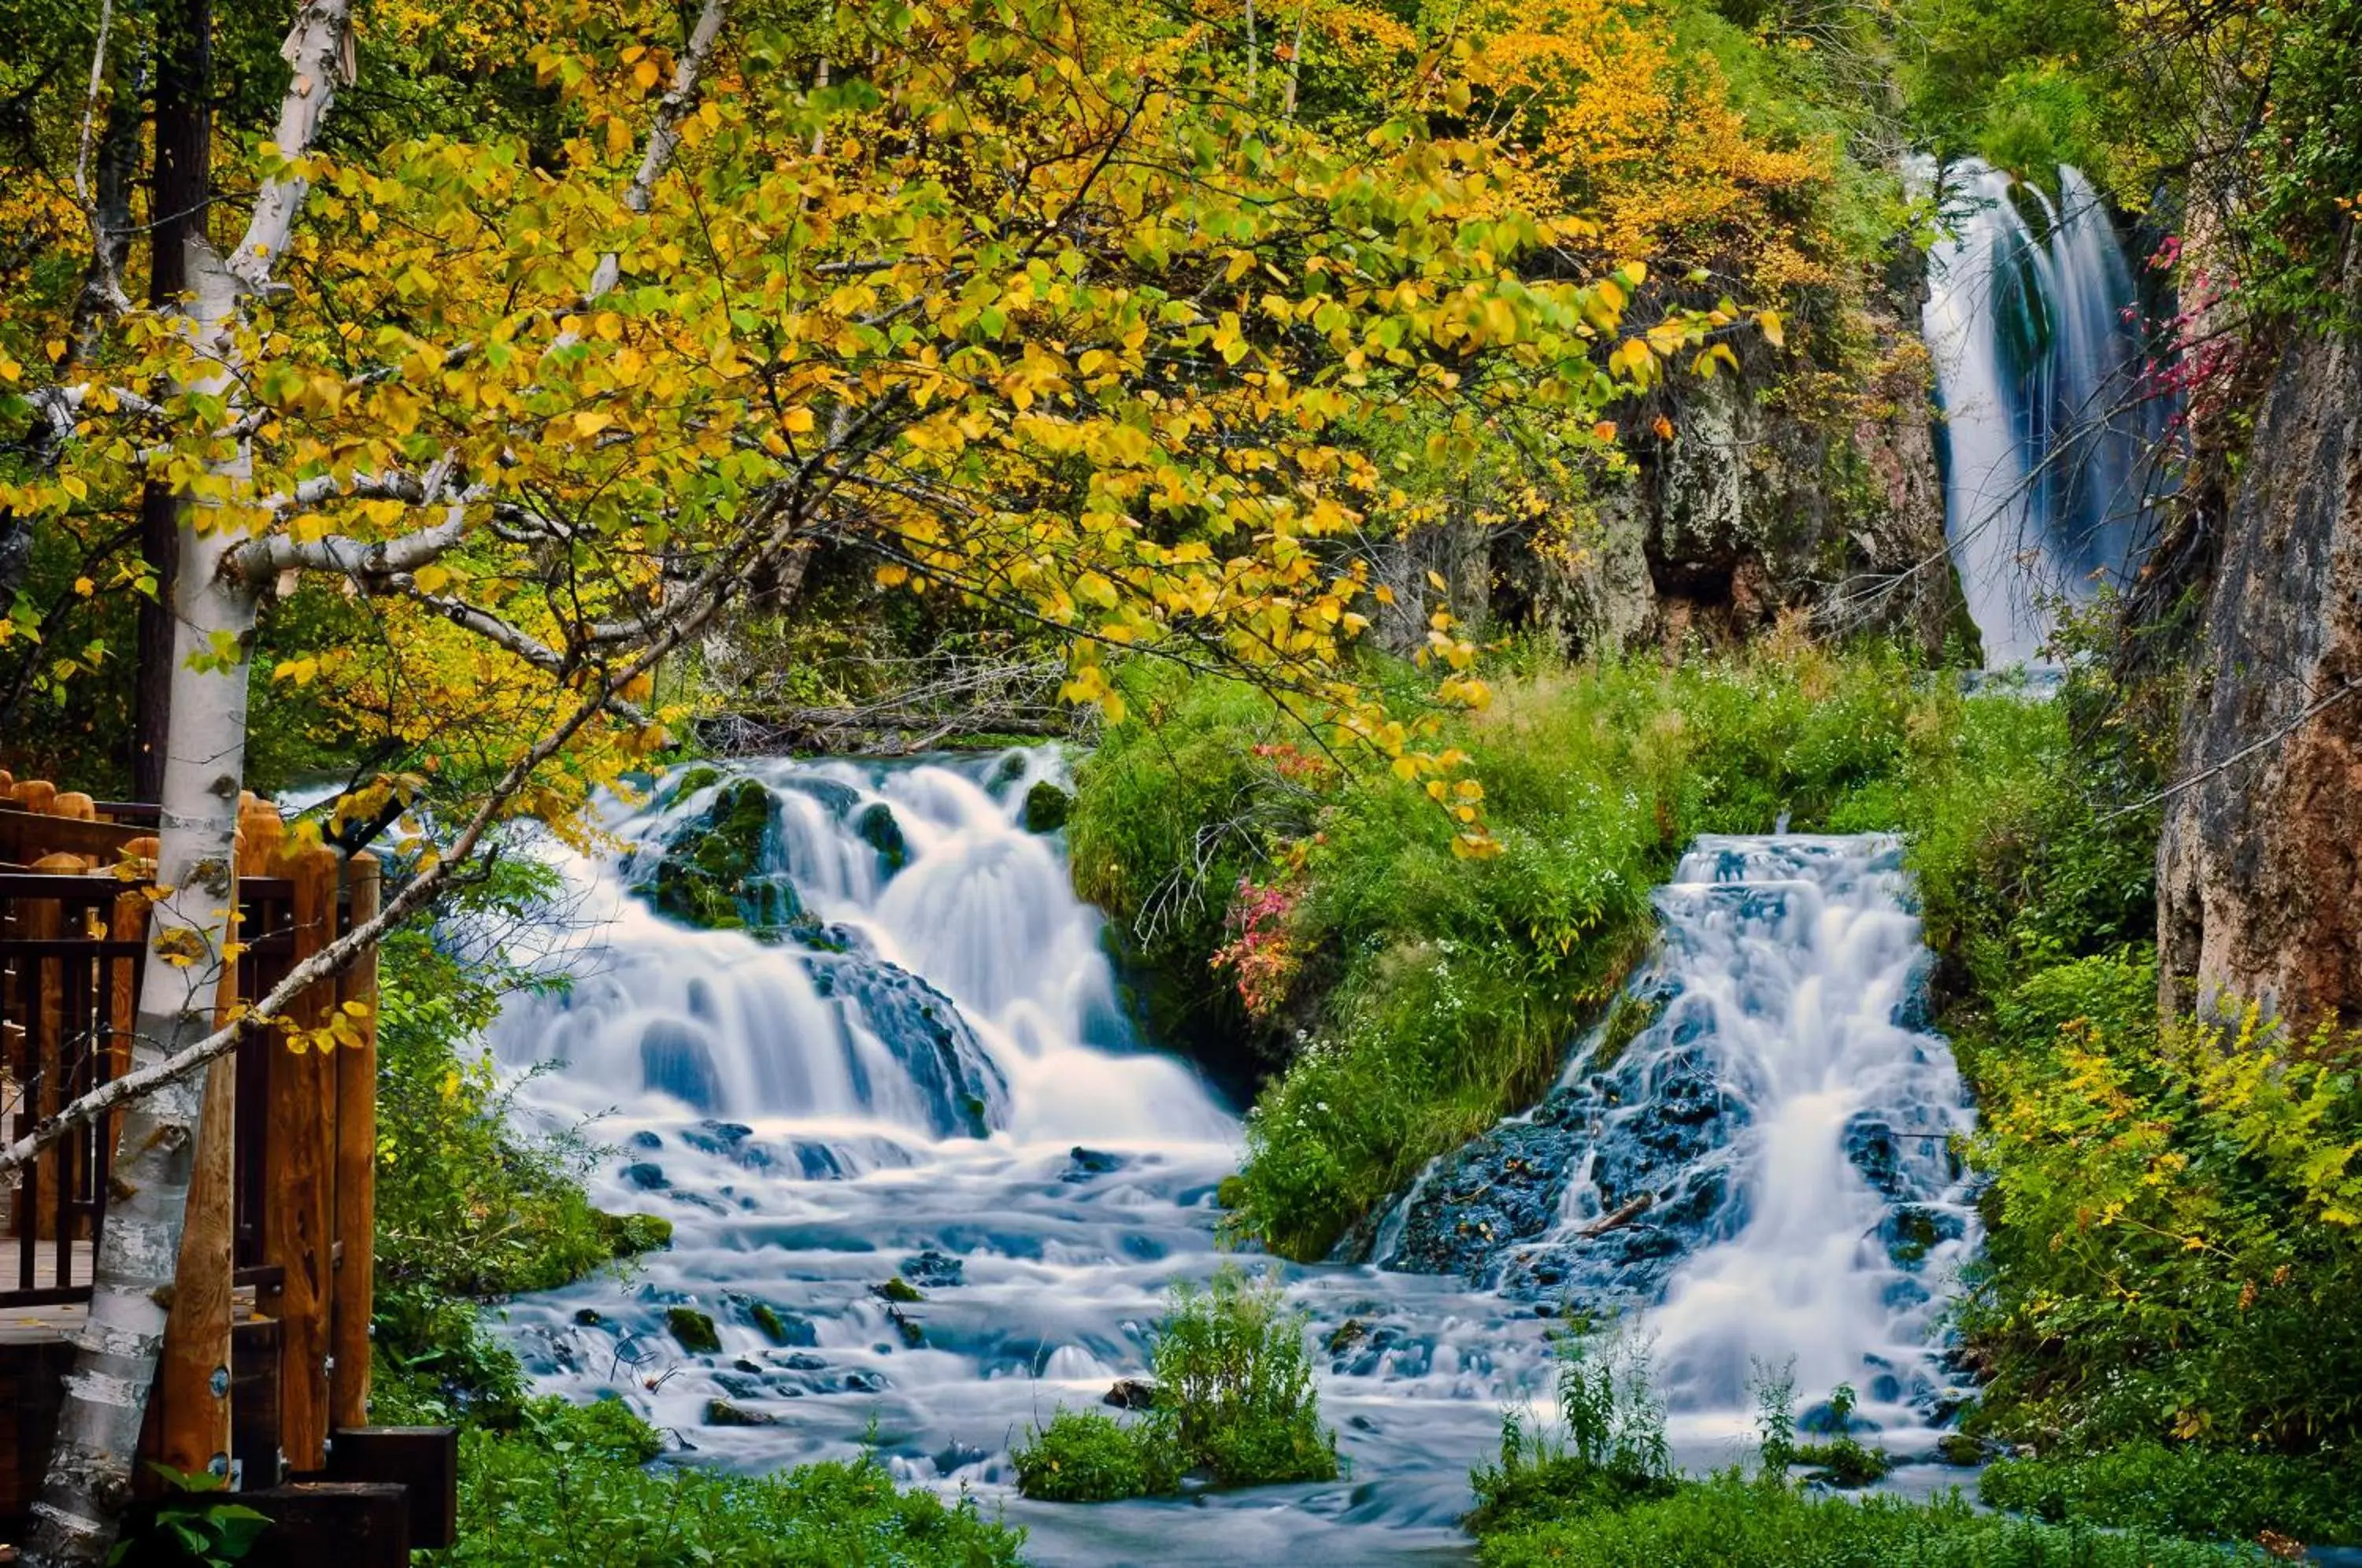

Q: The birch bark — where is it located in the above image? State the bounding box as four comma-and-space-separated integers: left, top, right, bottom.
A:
25, 4, 354, 1559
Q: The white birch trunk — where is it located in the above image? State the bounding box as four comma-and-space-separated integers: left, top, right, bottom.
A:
25, 3, 351, 1558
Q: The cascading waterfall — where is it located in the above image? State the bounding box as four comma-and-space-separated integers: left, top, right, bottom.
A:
1922, 158, 2169, 664
1379, 835, 1976, 1439
488, 763, 1979, 1564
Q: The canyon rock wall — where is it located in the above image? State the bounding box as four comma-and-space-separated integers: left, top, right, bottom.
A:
2158, 237, 2362, 1026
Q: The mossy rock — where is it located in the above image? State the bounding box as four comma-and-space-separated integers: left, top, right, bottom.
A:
872, 1276, 925, 1304
640, 778, 811, 937
746, 1301, 818, 1347
855, 802, 909, 871
597, 1209, 674, 1257
1021, 781, 1072, 834
667, 1306, 723, 1353
672, 764, 722, 797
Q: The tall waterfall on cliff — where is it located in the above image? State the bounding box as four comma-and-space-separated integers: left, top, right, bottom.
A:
1923, 159, 2168, 664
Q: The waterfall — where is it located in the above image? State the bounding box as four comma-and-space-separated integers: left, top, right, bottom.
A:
1922, 159, 2168, 664
487, 771, 1976, 1562
1382, 834, 1976, 1435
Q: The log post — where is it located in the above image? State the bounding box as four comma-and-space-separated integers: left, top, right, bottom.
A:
328, 854, 378, 1430
265, 845, 339, 1473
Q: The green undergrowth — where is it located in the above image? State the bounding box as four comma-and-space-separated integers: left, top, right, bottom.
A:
1467, 1322, 2265, 1568
1075, 639, 1983, 1259
1980, 1444, 2362, 1547
431, 1398, 1024, 1566
1013, 1267, 1339, 1500
1475, 1475, 2268, 1568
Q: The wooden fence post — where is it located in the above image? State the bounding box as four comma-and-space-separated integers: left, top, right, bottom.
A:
266, 845, 339, 1473
153, 890, 239, 1482
330, 853, 378, 1430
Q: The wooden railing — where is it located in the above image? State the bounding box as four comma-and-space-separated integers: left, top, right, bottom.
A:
0, 774, 380, 1485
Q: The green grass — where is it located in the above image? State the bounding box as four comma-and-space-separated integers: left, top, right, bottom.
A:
1475, 1474, 2268, 1567
431, 1400, 1025, 1566
1981, 1440, 2362, 1545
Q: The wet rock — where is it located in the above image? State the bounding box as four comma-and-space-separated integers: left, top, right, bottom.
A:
1800, 1400, 1879, 1437
637, 1022, 723, 1112
666, 1307, 722, 1354
620, 1161, 669, 1191
1062, 1146, 1125, 1182
1021, 781, 1072, 833
782, 777, 863, 819
705, 1398, 783, 1427
637, 776, 813, 937
680, 1120, 756, 1156
1879, 1204, 1966, 1269
1103, 1378, 1157, 1411
573, 1308, 603, 1327
934, 1442, 987, 1475
806, 952, 1008, 1139
842, 1370, 889, 1394
733, 1358, 764, 1374
887, 1306, 925, 1347
1327, 1319, 1369, 1354
628, 1130, 663, 1151
783, 1352, 828, 1371
854, 802, 909, 871
746, 1301, 818, 1348
872, 1277, 925, 1304
898, 1249, 964, 1289
1934, 1433, 1988, 1466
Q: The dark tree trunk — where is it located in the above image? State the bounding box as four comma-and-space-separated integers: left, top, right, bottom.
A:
132, 0, 213, 802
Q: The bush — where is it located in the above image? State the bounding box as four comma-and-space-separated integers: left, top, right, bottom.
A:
1152, 1269, 1339, 1487
1009, 1410, 1182, 1502
1469, 1319, 1677, 1536
1475, 1474, 2269, 1568
436, 1400, 1025, 1566
1013, 1268, 1338, 1500
1980, 1443, 2362, 1546
1957, 962, 2362, 1461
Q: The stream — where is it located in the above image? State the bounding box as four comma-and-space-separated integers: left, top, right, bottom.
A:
483, 753, 1983, 1564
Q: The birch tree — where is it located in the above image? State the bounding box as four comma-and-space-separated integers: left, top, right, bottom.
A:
0, 0, 1757, 1552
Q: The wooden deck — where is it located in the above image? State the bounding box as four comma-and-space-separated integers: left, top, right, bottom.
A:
0, 1242, 90, 1345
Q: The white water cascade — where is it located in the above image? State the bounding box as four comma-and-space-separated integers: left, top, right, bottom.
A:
487, 764, 1978, 1564
1923, 159, 2168, 664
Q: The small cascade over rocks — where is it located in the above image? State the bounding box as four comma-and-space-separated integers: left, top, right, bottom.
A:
1382, 835, 1978, 1431
490, 771, 1982, 1562
1922, 159, 2170, 664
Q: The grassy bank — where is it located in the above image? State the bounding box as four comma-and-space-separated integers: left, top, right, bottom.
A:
1073, 640, 1967, 1259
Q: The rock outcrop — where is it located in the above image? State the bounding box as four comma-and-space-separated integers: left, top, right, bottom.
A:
2158, 238, 2362, 1027
1371, 253, 1970, 661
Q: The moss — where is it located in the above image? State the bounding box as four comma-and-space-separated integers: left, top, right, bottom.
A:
854, 801, 909, 870
642, 777, 809, 936
1022, 779, 1072, 833
672, 764, 722, 797
872, 1276, 925, 1304
746, 1301, 816, 1347
666, 1307, 722, 1354
595, 1211, 673, 1258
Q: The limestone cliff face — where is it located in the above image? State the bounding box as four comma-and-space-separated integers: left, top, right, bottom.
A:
1536, 258, 1966, 660
1365, 255, 1968, 662
2158, 239, 2362, 1026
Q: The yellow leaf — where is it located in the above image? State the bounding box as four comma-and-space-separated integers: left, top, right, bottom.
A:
572, 409, 613, 438
413, 564, 452, 594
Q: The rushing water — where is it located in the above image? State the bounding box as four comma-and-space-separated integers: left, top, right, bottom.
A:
487, 759, 1979, 1563
1922, 158, 2169, 664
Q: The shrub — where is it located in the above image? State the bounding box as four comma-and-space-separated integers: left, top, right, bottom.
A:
1152, 1268, 1339, 1487
1013, 1268, 1338, 1501
1009, 1410, 1182, 1502
1958, 964, 2362, 1461
1475, 1474, 2269, 1568
1468, 1319, 1677, 1535
1980, 1443, 2362, 1546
